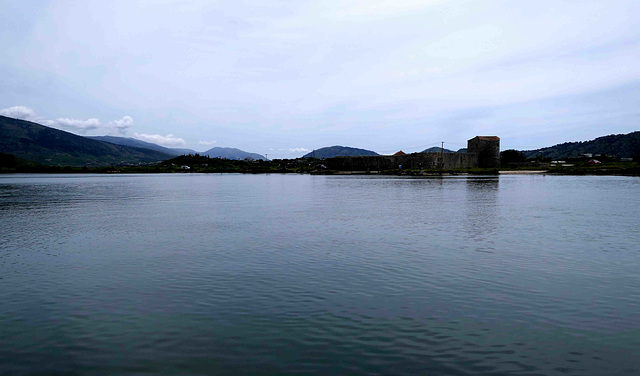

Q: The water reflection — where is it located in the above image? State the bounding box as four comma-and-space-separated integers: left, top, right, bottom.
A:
2, 174, 640, 376
463, 177, 499, 251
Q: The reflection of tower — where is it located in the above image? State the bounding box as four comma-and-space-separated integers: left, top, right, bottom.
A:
467, 136, 500, 168
463, 176, 499, 242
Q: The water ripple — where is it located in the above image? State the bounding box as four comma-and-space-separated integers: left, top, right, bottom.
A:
1, 174, 640, 375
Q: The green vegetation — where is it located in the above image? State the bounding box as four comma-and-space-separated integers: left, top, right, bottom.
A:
523, 131, 640, 159
0, 152, 17, 171
546, 159, 640, 175
155, 154, 329, 174
500, 149, 527, 166
5, 151, 638, 176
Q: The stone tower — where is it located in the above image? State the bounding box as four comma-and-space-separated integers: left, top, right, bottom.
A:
467, 136, 500, 168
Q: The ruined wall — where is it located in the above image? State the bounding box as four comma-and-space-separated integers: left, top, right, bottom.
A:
467, 136, 500, 168
325, 152, 478, 171
323, 136, 500, 171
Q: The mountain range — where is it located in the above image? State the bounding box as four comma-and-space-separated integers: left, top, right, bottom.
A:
89, 137, 266, 160
1, 116, 267, 166
0, 115, 172, 166
88, 136, 196, 156
2, 114, 638, 166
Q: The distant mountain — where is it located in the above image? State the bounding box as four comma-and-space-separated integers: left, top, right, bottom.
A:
171, 147, 199, 155
202, 147, 265, 160
89, 136, 197, 156
523, 131, 640, 159
0, 115, 173, 166
457, 148, 468, 153
422, 147, 456, 153
303, 146, 379, 158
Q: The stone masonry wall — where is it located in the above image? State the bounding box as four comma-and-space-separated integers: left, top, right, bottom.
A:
467, 136, 500, 168
325, 152, 479, 171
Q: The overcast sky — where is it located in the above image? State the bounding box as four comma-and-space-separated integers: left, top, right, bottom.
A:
1, 0, 639, 157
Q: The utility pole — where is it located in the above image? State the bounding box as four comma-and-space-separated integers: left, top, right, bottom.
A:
441, 142, 445, 170
265, 154, 268, 161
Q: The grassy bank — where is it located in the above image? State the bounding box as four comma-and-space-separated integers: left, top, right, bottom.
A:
546, 161, 640, 176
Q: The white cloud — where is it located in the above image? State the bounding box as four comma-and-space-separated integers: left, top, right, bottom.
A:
1, 105, 135, 136
198, 140, 217, 146
3, 105, 191, 148
1, 107, 193, 147
0, 105, 38, 120
134, 133, 187, 147
109, 116, 134, 132
3, 1, 640, 152
45, 117, 101, 132
289, 147, 311, 153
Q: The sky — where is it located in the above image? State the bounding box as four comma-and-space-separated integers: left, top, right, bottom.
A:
1, 0, 639, 157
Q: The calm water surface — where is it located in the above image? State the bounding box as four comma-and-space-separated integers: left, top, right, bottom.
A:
1, 173, 639, 375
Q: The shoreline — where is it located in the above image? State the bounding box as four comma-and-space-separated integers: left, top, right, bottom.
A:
498, 170, 546, 174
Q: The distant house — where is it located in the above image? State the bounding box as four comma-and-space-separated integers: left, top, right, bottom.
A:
181, 165, 191, 170
393, 150, 406, 156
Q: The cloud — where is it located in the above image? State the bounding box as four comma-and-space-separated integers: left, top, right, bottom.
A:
198, 140, 217, 147
134, 133, 186, 147
0, 105, 38, 120
289, 147, 311, 153
1, 105, 134, 136
45, 117, 101, 132
109, 116, 134, 132
4, 1, 640, 153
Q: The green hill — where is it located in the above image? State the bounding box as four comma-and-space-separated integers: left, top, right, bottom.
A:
523, 131, 640, 159
422, 147, 456, 153
0, 115, 173, 166
303, 146, 379, 158
202, 147, 265, 160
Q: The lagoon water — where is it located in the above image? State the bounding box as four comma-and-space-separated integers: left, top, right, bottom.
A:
1, 173, 639, 375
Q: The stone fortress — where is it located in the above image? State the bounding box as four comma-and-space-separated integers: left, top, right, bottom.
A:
325, 136, 500, 171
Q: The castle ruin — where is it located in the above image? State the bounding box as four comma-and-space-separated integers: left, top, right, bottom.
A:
324, 136, 500, 171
